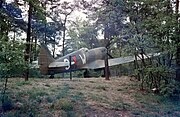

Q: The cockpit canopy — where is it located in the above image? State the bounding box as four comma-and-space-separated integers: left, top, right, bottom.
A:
80, 48, 88, 52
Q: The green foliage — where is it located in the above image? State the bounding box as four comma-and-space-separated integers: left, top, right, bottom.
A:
160, 80, 180, 98
29, 68, 42, 78
111, 63, 135, 76
120, 0, 179, 97
0, 38, 26, 78
24, 0, 46, 22
67, 18, 99, 50
1, 95, 13, 111
0, 38, 26, 113
83, 69, 103, 78
73, 71, 84, 78
134, 63, 175, 91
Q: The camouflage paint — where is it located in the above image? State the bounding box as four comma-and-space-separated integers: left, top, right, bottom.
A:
38, 44, 107, 75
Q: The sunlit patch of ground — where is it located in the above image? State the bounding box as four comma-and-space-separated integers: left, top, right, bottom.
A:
1, 76, 180, 117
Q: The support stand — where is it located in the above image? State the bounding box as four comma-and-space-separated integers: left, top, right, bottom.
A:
69, 56, 72, 80
104, 55, 110, 80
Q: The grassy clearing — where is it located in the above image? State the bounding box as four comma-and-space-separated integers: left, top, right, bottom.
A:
15, 81, 32, 86
52, 98, 74, 111
0, 76, 180, 116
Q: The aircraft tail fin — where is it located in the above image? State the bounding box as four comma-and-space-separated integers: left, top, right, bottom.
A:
38, 44, 55, 75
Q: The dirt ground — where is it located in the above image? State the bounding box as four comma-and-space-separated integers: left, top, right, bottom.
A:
1, 76, 180, 117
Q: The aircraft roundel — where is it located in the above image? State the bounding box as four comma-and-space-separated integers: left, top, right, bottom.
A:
64, 58, 70, 70
72, 56, 77, 64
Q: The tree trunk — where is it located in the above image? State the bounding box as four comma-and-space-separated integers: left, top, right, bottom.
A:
24, 3, 32, 81
13, 29, 16, 46
62, 16, 67, 56
53, 40, 56, 58
44, 19, 47, 44
176, 0, 180, 80
1, 77, 8, 104
0, 0, 2, 9
34, 36, 37, 60
30, 33, 34, 63
104, 24, 110, 80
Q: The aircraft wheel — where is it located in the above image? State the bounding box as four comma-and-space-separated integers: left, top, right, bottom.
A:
49, 75, 54, 79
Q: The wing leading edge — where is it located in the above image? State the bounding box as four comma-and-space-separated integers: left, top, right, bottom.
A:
82, 53, 158, 69
49, 62, 69, 68
82, 56, 135, 69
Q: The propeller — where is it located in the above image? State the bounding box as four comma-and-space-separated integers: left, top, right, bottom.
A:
107, 53, 114, 59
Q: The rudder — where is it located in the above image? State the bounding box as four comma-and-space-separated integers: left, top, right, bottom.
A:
38, 44, 55, 75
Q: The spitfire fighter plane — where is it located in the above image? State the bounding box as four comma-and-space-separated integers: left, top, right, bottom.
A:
38, 44, 154, 76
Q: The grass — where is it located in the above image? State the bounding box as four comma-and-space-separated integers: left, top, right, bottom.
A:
90, 94, 103, 102
52, 98, 74, 111
56, 84, 70, 99
27, 88, 49, 101
71, 92, 84, 101
95, 85, 108, 91
132, 91, 180, 116
112, 102, 131, 111
46, 96, 54, 103
15, 81, 31, 86
0, 76, 180, 116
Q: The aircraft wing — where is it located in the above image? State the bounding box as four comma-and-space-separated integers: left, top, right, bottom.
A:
82, 60, 104, 69
81, 53, 159, 69
108, 56, 136, 66
82, 56, 136, 69
49, 62, 69, 68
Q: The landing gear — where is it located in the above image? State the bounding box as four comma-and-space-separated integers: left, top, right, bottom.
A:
101, 69, 105, 77
84, 70, 90, 78
49, 75, 54, 79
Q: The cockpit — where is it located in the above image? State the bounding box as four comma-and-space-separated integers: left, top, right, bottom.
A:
80, 48, 89, 52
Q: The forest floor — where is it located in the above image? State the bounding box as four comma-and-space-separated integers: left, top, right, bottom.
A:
0, 76, 180, 117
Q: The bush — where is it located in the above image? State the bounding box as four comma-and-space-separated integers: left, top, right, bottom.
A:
1, 95, 13, 111
160, 80, 180, 98
29, 68, 42, 78
52, 98, 74, 111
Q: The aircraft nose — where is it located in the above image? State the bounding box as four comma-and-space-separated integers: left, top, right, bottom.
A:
100, 47, 107, 57
101, 47, 107, 54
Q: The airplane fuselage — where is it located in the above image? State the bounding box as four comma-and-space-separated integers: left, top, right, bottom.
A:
47, 47, 107, 75
38, 43, 159, 76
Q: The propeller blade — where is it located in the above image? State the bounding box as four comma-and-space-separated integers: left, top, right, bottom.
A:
107, 53, 114, 59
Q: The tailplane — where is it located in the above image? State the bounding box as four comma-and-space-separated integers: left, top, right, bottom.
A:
38, 44, 55, 75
